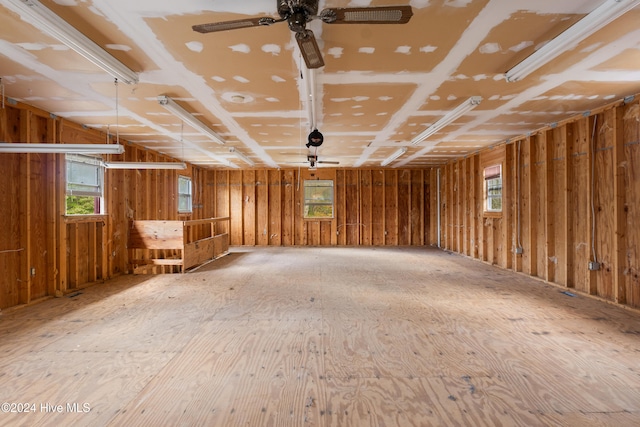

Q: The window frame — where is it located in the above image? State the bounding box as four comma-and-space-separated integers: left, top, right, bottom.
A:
178, 175, 193, 214
65, 153, 105, 215
483, 163, 503, 215
303, 179, 334, 220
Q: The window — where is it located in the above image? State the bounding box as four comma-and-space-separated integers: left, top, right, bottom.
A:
303, 180, 334, 219
178, 175, 192, 213
484, 164, 502, 213
65, 154, 104, 215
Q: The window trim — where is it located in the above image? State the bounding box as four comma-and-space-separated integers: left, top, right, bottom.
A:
483, 163, 503, 216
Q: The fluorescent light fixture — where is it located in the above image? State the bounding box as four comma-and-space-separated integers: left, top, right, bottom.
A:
301, 66, 318, 130
505, 0, 640, 82
5, 0, 138, 84
0, 142, 125, 154
157, 96, 225, 145
381, 147, 407, 166
104, 161, 186, 170
411, 96, 482, 145
229, 147, 255, 167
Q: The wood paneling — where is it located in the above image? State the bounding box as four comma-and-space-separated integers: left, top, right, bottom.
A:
345, 170, 361, 245
203, 168, 433, 249
441, 97, 640, 310
0, 101, 197, 308
568, 121, 590, 293
398, 170, 410, 246
593, 110, 616, 300
268, 170, 281, 246
0, 154, 23, 308
623, 103, 640, 307
2, 94, 639, 313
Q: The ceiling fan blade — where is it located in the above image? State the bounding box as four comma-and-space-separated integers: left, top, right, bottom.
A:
318, 160, 340, 164
193, 17, 278, 34
295, 30, 325, 69
320, 6, 413, 24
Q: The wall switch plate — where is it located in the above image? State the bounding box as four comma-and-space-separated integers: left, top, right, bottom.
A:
588, 261, 601, 271
515, 247, 523, 254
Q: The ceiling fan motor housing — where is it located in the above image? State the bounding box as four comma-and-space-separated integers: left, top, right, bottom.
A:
306, 129, 324, 147
278, 0, 319, 25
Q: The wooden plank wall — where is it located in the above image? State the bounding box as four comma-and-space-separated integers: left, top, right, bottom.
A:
0, 100, 202, 309
441, 97, 640, 310
0, 99, 436, 310
205, 168, 436, 247
7, 92, 637, 312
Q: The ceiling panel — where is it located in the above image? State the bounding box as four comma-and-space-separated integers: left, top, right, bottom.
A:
0, 0, 638, 169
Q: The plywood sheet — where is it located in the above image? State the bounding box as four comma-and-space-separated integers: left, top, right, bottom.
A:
623, 107, 640, 307
128, 221, 184, 250
184, 237, 215, 270
344, 170, 359, 246
2, 247, 640, 426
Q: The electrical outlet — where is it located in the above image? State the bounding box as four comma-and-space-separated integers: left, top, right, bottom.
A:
30, 267, 36, 277
588, 261, 601, 271
515, 247, 523, 254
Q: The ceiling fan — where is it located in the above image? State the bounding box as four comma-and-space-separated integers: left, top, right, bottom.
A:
283, 129, 339, 168
300, 154, 340, 170
193, 0, 413, 69
284, 153, 340, 169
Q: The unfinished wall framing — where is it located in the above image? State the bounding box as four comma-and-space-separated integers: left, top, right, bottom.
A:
441, 96, 640, 309
204, 168, 437, 247
2, 95, 639, 311
0, 100, 202, 309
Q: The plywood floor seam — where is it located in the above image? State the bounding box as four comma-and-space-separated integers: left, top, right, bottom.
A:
1, 246, 639, 426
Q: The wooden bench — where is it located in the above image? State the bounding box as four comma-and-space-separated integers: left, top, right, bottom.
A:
127, 217, 230, 274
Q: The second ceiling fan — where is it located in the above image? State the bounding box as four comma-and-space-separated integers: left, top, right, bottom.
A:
193, 0, 413, 69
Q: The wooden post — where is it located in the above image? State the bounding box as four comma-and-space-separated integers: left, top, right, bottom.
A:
586, 116, 598, 295
503, 143, 513, 270
524, 135, 537, 276
470, 157, 478, 258
419, 170, 425, 246
564, 125, 574, 288
544, 130, 554, 283
21, 110, 31, 304
612, 106, 627, 304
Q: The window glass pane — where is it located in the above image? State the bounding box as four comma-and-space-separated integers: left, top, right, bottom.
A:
66, 196, 100, 215
179, 176, 191, 195
484, 164, 502, 213
178, 195, 190, 212
178, 176, 192, 213
66, 155, 102, 197
304, 204, 334, 218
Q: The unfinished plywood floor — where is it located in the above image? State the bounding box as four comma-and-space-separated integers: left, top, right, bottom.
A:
1, 247, 639, 427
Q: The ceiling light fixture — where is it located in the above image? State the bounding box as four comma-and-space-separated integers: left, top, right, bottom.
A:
231, 94, 245, 103
157, 96, 225, 145
505, 0, 640, 82
103, 161, 187, 170
381, 147, 407, 167
229, 147, 255, 167
411, 96, 482, 145
0, 142, 125, 154
4, 0, 139, 84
